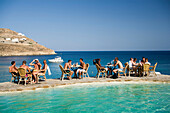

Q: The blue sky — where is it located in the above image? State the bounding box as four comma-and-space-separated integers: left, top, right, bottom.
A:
0, 0, 170, 51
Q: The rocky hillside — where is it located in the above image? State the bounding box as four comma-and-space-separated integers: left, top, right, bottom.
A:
0, 28, 56, 56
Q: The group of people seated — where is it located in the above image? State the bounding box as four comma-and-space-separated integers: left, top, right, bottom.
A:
9, 56, 152, 82
9, 59, 48, 83
63, 58, 86, 80
93, 57, 151, 77
128, 57, 151, 76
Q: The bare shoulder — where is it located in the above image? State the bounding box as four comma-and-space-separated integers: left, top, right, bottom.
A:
65, 62, 68, 65
82, 62, 85, 64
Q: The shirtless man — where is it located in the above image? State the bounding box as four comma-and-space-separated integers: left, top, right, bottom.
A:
41, 60, 48, 72
112, 57, 123, 76
64, 60, 73, 80
9, 61, 18, 75
20, 60, 31, 74
76, 58, 86, 79
29, 59, 42, 83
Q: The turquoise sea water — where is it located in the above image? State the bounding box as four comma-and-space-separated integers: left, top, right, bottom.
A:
0, 83, 169, 112
0, 51, 170, 82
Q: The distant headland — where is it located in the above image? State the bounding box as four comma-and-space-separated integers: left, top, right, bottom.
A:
0, 28, 56, 56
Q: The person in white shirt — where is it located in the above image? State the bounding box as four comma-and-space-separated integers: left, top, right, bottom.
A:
133, 58, 139, 76
128, 58, 138, 76
145, 58, 151, 65
128, 58, 133, 69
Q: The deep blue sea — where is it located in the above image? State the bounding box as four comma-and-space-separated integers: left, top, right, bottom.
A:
0, 51, 170, 113
0, 51, 170, 83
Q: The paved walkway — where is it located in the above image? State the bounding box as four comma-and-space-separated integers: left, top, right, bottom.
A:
0, 75, 169, 93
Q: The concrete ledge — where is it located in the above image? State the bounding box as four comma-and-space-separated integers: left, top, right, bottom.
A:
0, 75, 169, 93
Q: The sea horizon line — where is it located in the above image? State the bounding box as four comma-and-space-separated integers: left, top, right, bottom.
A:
55, 50, 170, 52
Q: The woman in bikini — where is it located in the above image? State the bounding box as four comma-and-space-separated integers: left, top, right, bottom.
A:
29, 59, 42, 83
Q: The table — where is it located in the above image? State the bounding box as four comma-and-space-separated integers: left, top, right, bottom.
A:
105, 65, 114, 68
71, 65, 81, 78
105, 65, 115, 75
71, 65, 81, 70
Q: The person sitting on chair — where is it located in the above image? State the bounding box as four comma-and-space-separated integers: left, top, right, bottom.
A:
145, 58, 151, 65
9, 61, 19, 82
9, 61, 18, 75
20, 60, 31, 75
142, 57, 146, 63
133, 58, 138, 66
128, 58, 134, 69
20, 60, 31, 82
40, 60, 48, 72
93, 58, 108, 70
29, 59, 42, 83
76, 58, 86, 79
64, 60, 73, 80
112, 57, 123, 76
140, 60, 145, 66
132, 58, 139, 76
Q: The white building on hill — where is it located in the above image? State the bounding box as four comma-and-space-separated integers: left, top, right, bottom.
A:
18, 33, 25, 36
12, 38, 19, 43
5, 38, 11, 40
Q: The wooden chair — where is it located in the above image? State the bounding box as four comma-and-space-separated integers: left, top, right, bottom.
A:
149, 62, 157, 76
118, 62, 128, 78
95, 64, 107, 79
82, 63, 90, 78
59, 65, 72, 81
9, 67, 19, 83
10, 72, 19, 83
18, 68, 32, 86
37, 69, 47, 83
143, 64, 150, 77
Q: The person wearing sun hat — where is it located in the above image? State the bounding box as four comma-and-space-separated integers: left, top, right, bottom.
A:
29, 59, 42, 83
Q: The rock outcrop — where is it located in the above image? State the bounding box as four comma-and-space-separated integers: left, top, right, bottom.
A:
0, 28, 56, 56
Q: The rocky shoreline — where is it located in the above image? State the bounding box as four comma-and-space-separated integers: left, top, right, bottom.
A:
0, 28, 56, 56
0, 75, 169, 93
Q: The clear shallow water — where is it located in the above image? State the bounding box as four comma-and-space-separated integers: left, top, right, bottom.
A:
0, 83, 169, 112
0, 51, 170, 82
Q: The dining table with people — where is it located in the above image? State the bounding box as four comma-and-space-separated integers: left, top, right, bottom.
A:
93, 56, 154, 78
9, 59, 50, 85
9, 56, 157, 85
62, 58, 86, 79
